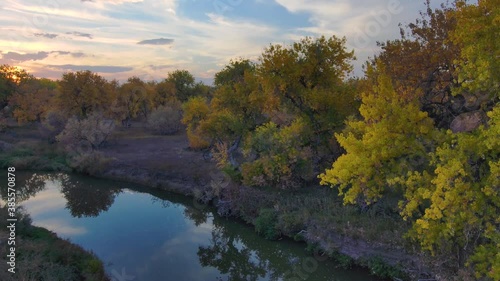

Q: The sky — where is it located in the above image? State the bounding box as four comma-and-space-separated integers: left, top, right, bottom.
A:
0, 0, 447, 84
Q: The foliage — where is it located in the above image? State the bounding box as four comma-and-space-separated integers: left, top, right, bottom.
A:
399, 104, 500, 279
0, 65, 32, 108
146, 105, 182, 135
182, 96, 211, 149
165, 69, 196, 102
241, 119, 314, 189
451, 0, 500, 96
154, 79, 178, 107
0, 142, 68, 171
9, 77, 57, 123
39, 110, 67, 143
111, 76, 154, 125
56, 111, 115, 151
254, 208, 280, 240
365, 256, 405, 279
319, 65, 439, 204
57, 70, 113, 118
375, 1, 461, 129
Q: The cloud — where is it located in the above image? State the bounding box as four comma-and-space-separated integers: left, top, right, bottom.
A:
34, 33, 58, 39
137, 38, 175, 45
66, 31, 93, 39
1, 51, 50, 62
149, 64, 172, 70
48, 64, 133, 73
0, 51, 88, 64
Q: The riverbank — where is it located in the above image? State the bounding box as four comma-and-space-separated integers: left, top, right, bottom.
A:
0, 122, 434, 280
0, 206, 109, 281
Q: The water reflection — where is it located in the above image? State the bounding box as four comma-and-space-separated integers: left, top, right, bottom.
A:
58, 174, 122, 218
0, 173, 121, 218
0, 172, 47, 202
1, 172, 380, 281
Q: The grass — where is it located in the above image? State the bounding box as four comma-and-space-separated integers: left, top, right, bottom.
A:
223, 183, 411, 280
0, 207, 110, 281
0, 141, 70, 171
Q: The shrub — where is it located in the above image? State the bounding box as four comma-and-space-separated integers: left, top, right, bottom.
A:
39, 110, 67, 143
68, 151, 111, 175
254, 208, 280, 240
146, 105, 182, 135
56, 112, 115, 150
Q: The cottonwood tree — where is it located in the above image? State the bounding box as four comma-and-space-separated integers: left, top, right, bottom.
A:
9, 78, 57, 123
111, 77, 153, 126
0, 65, 32, 109
165, 69, 196, 102
57, 70, 113, 118
375, 1, 461, 129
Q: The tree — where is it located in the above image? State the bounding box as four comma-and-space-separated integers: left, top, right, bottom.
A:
0, 65, 32, 109
319, 63, 438, 205
214, 59, 255, 87
165, 69, 196, 102
451, 0, 500, 97
9, 78, 57, 123
399, 104, 499, 279
258, 36, 357, 164
111, 77, 153, 126
57, 70, 113, 118
200, 63, 266, 168
375, 1, 461, 129
181, 96, 211, 149
153, 79, 178, 107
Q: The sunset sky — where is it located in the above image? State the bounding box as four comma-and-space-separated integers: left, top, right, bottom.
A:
0, 0, 446, 84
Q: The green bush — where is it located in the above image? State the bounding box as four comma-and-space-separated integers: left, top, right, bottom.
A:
365, 256, 405, 279
254, 208, 280, 240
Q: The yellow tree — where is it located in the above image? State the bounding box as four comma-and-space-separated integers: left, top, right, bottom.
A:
319, 63, 438, 204
9, 78, 57, 123
258, 36, 357, 163
375, 1, 461, 129
451, 0, 500, 98
111, 77, 153, 126
57, 70, 113, 118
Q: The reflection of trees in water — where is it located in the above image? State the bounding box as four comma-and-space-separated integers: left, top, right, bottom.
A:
183, 205, 211, 227
0, 173, 48, 202
1, 172, 122, 218
58, 174, 122, 218
197, 217, 301, 281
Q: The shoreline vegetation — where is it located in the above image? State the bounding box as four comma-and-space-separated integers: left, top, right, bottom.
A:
0, 205, 109, 281
0, 1, 498, 280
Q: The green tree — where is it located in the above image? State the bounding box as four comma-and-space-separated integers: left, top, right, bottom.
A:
165, 69, 196, 102
258, 36, 357, 163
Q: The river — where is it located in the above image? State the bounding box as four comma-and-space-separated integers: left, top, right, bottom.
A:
1, 171, 381, 281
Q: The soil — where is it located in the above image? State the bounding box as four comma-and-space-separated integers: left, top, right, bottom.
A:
98, 123, 218, 195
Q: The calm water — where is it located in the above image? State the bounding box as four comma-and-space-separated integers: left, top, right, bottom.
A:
1, 172, 380, 281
